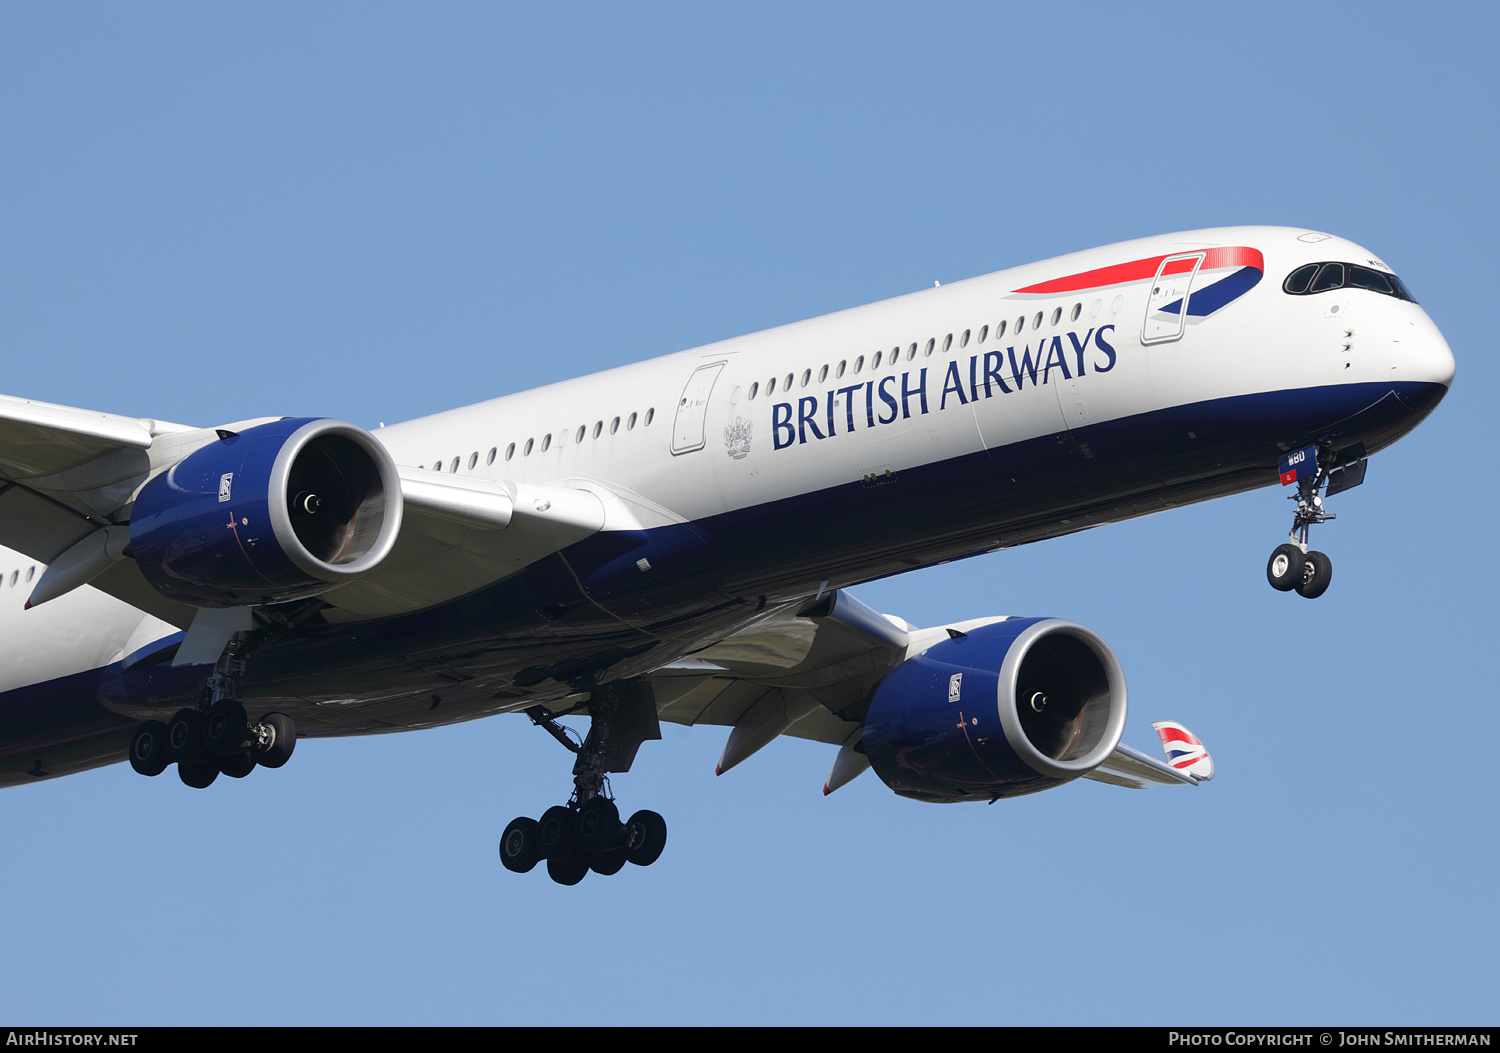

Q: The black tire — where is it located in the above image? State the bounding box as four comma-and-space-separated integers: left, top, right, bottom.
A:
499, 817, 541, 874
165, 709, 206, 764
1296, 549, 1334, 599
589, 848, 629, 876
129, 721, 170, 777
219, 751, 256, 779
624, 809, 667, 867
538, 805, 578, 861
177, 760, 219, 789
546, 855, 589, 886
203, 699, 249, 757
576, 797, 620, 854
255, 713, 297, 769
1267, 544, 1304, 592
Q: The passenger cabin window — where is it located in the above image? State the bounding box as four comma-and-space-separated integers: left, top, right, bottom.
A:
1283, 262, 1417, 302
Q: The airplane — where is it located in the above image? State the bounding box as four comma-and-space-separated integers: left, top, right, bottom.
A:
0, 225, 1453, 884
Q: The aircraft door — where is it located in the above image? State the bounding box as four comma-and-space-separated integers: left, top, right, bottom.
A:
1141, 252, 1206, 345
671, 362, 726, 455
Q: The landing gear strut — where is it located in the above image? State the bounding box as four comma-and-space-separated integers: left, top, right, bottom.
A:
499, 682, 666, 885
127, 625, 298, 786
1265, 443, 1365, 600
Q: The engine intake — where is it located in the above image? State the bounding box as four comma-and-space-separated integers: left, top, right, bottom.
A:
130, 417, 402, 607
861, 618, 1127, 803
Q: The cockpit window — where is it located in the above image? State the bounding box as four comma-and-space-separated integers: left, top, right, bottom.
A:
1283, 261, 1417, 303
1310, 262, 1345, 293
1284, 264, 1317, 294
1348, 266, 1392, 295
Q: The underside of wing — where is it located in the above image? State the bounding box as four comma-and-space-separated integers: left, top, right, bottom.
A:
644, 591, 915, 788
1085, 721, 1215, 788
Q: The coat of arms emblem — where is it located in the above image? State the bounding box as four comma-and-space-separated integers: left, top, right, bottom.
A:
724, 416, 752, 460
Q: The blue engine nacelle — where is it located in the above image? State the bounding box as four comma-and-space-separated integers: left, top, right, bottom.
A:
861, 618, 1127, 803
129, 417, 403, 607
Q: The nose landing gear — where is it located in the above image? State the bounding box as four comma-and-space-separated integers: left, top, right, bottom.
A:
1264, 443, 1365, 600
499, 682, 666, 885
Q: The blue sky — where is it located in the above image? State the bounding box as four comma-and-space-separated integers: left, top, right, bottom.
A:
0, 3, 1494, 1025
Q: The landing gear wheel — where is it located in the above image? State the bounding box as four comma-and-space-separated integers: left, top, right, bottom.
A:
625, 809, 667, 867
576, 797, 620, 854
219, 751, 256, 779
165, 709, 206, 764
178, 760, 219, 789
590, 848, 629, 876
499, 817, 542, 874
255, 713, 297, 768
1296, 549, 1333, 599
129, 721, 170, 777
203, 699, 249, 757
538, 805, 578, 861
1267, 544, 1304, 592
546, 855, 589, 886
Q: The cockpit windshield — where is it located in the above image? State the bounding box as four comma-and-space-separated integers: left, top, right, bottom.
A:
1283, 262, 1418, 303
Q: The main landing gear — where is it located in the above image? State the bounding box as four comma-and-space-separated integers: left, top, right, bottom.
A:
126, 630, 297, 788
499, 682, 666, 885
1265, 443, 1366, 600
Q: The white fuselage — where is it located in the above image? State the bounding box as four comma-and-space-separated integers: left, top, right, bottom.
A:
0, 226, 1456, 771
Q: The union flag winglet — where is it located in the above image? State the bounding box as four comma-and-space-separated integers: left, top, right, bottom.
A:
1151, 720, 1215, 782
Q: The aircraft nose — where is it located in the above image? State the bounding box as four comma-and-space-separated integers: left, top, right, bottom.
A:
1394, 311, 1456, 389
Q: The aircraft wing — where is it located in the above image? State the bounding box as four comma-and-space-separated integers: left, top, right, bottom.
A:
0, 395, 214, 627
644, 591, 1214, 795
643, 590, 907, 790
1085, 721, 1215, 787
0, 396, 622, 627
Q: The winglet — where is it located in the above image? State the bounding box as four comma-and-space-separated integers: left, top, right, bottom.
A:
1151, 720, 1214, 782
